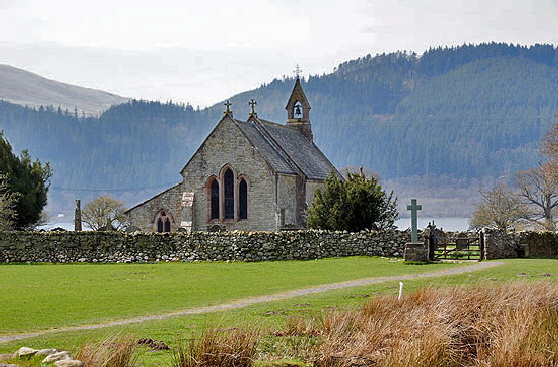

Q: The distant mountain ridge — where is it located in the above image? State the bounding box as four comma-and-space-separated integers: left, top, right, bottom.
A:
1, 43, 558, 218
0, 64, 129, 115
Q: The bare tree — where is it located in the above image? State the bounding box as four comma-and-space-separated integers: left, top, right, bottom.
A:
541, 122, 558, 158
82, 195, 128, 231
469, 182, 528, 231
515, 164, 558, 231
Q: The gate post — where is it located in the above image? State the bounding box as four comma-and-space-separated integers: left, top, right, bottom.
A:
479, 231, 485, 260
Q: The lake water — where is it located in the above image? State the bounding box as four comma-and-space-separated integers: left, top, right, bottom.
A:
396, 217, 470, 232
43, 218, 471, 232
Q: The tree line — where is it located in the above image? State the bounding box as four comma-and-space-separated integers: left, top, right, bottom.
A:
1, 42, 558, 216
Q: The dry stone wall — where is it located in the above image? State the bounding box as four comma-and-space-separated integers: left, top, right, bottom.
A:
483, 229, 558, 259
0, 230, 409, 263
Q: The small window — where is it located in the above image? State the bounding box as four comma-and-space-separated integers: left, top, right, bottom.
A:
155, 210, 172, 232
239, 178, 248, 219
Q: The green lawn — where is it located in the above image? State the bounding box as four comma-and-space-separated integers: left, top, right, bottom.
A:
1, 258, 556, 366
0, 257, 461, 334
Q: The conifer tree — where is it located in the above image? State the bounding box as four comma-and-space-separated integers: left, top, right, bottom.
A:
307, 168, 398, 231
0, 132, 51, 229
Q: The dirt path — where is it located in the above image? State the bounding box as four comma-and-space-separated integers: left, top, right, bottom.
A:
0, 261, 503, 344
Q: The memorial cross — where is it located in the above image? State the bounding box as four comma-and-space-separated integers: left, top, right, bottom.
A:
406, 199, 422, 242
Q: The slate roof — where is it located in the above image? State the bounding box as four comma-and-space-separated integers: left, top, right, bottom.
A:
236, 117, 337, 181
235, 119, 297, 175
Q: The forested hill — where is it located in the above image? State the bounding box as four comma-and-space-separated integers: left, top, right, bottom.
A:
1, 43, 558, 217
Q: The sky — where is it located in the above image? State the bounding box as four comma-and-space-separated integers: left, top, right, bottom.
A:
1, 0, 557, 107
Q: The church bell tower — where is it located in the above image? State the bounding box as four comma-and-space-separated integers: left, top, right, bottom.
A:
286, 76, 313, 141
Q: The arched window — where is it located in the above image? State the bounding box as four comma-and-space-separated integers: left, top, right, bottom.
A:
155, 210, 172, 233
211, 179, 219, 219
164, 219, 171, 232
239, 178, 248, 220
224, 168, 234, 219
294, 101, 303, 118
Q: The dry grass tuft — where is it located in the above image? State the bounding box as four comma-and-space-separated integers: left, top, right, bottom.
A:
171, 328, 260, 367
74, 333, 138, 367
308, 282, 558, 366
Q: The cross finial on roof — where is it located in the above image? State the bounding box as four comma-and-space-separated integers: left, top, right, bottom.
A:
249, 99, 257, 116
294, 64, 302, 80
224, 100, 232, 116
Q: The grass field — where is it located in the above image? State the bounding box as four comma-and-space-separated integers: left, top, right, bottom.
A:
1, 257, 556, 366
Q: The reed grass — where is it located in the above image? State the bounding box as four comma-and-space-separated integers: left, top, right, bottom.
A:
303, 282, 558, 366
170, 328, 260, 367
74, 333, 137, 367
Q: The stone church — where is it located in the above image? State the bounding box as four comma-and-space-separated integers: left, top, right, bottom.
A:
126, 78, 340, 232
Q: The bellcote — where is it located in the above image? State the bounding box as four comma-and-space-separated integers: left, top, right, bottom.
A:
286, 77, 313, 141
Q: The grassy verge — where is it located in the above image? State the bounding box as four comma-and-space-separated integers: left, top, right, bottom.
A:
1, 258, 556, 366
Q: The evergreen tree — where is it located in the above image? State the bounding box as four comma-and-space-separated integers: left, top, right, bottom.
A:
307, 169, 398, 231
0, 131, 52, 229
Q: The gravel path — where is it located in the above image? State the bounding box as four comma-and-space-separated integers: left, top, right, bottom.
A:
0, 261, 503, 344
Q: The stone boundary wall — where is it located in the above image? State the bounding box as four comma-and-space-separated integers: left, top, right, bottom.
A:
0, 230, 410, 263
482, 229, 558, 259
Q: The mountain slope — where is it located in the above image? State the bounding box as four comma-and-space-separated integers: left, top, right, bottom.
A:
2, 43, 558, 218
0, 64, 129, 115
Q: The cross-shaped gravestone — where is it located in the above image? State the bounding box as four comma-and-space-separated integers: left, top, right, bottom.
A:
406, 199, 422, 242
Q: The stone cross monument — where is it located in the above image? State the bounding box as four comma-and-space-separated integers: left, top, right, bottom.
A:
406, 199, 422, 242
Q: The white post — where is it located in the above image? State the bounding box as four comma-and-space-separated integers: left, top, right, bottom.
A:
398, 282, 404, 301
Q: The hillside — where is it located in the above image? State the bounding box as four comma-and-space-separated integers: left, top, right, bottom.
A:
1, 43, 558, 219
0, 64, 129, 115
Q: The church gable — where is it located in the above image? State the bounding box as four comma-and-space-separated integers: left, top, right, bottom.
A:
180, 114, 280, 231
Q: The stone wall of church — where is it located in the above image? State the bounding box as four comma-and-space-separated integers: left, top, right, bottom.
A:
306, 180, 323, 207
182, 117, 278, 231
277, 174, 298, 226
126, 184, 183, 232
0, 230, 409, 263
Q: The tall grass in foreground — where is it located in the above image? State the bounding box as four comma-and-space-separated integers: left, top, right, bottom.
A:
74, 333, 137, 367
168, 282, 557, 366
301, 282, 558, 366
171, 328, 260, 367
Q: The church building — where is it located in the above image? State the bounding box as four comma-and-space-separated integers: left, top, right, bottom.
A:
125, 78, 340, 232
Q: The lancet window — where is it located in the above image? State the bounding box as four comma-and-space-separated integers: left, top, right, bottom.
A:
206, 167, 249, 223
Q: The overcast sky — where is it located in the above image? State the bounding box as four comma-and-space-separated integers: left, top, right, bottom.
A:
1, 0, 557, 107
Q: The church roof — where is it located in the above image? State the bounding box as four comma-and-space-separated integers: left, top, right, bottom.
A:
236, 117, 337, 181
236, 119, 298, 175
